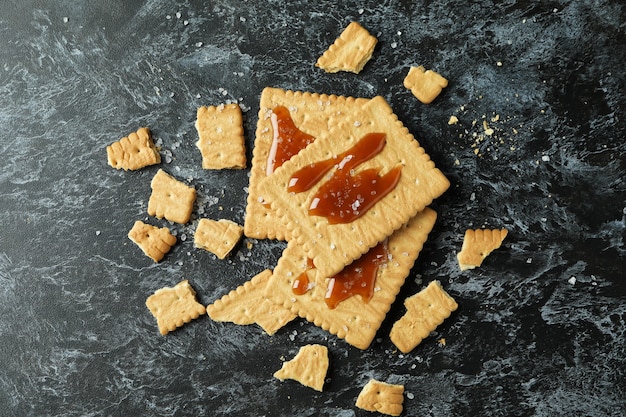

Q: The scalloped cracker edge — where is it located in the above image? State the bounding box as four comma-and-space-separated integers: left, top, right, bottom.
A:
457, 228, 508, 270
316, 22, 377, 74
206, 269, 296, 335
107, 127, 161, 171
389, 280, 458, 353
146, 280, 206, 335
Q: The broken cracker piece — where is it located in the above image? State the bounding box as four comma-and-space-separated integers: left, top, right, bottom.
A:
206, 269, 296, 335
146, 280, 206, 335
127, 220, 177, 262
273, 344, 329, 392
195, 103, 246, 169
355, 379, 404, 416
315, 21, 377, 74
389, 280, 458, 353
457, 228, 508, 270
194, 218, 243, 259
147, 169, 196, 224
403, 65, 448, 104
106, 127, 161, 171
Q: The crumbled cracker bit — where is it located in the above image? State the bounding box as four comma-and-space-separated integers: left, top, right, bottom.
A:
448, 115, 459, 125
438, 338, 446, 346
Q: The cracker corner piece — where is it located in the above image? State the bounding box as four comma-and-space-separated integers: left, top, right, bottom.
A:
389, 280, 458, 354
195, 103, 246, 170
146, 280, 206, 335
127, 220, 177, 262
315, 21, 377, 74
355, 379, 404, 416
273, 344, 329, 392
194, 218, 243, 259
457, 228, 508, 271
147, 169, 196, 224
403, 65, 448, 104
106, 127, 161, 171
206, 269, 296, 335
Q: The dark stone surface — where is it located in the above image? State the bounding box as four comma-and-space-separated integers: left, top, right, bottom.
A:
0, 1, 624, 416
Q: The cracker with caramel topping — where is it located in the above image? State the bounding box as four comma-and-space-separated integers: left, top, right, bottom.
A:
389, 280, 458, 353
206, 269, 296, 335
244, 87, 371, 241
106, 127, 161, 171
195, 103, 246, 169
256, 95, 450, 278
265, 208, 437, 350
457, 228, 508, 270
315, 21, 378, 74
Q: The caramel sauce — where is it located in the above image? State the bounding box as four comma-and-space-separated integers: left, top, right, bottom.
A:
288, 132, 402, 224
266, 106, 316, 175
291, 258, 316, 296
325, 240, 388, 309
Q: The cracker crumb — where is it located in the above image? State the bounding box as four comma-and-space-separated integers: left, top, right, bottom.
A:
448, 115, 459, 125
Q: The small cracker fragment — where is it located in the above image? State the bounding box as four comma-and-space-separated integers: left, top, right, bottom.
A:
106, 127, 161, 171
147, 169, 196, 224
194, 218, 243, 259
127, 220, 177, 262
273, 344, 329, 392
457, 228, 508, 270
195, 103, 246, 169
403, 65, 448, 104
389, 280, 458, 353
315, 21, 377, 74
355, 379, 404, 416
145, 280, 206, 335
206, 269, 296, 335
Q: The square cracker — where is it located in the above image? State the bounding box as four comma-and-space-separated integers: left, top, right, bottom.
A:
457, 228, 508, 270
195, 103, 246, 169
389, 280, 458, 353
206, 269, 296, 335
355, 379, 404, 416
315, 21, 378, 74
403, 65, 448, 104
127, 220, 177, 262
257, 95, 450, 277
106, 127, 161, 171
146, 280, 206, 335
244, 87, 371, 241
147, 169, 196, 224
273, 344, 329, 392
194, 218, 243, 259
265, 208, 437, 350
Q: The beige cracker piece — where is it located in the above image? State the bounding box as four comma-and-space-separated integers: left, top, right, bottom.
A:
244, 87, 371, 241
147, 169, 196, 224
257, 95, 450, 278
266, 208, 437, 350
106, 127, 161, 171
127, 220, 177, 262
355, 379, 405, 416
273, 344, 329, 392
315, 21, 377, 74
195, 104, 246, 169
403, 65, 449, 104
145, 280, 206, 335
389, 280, 458, 353
457, 228, 508, 270
194, 218, 243, 259
206, 269, 296, 335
